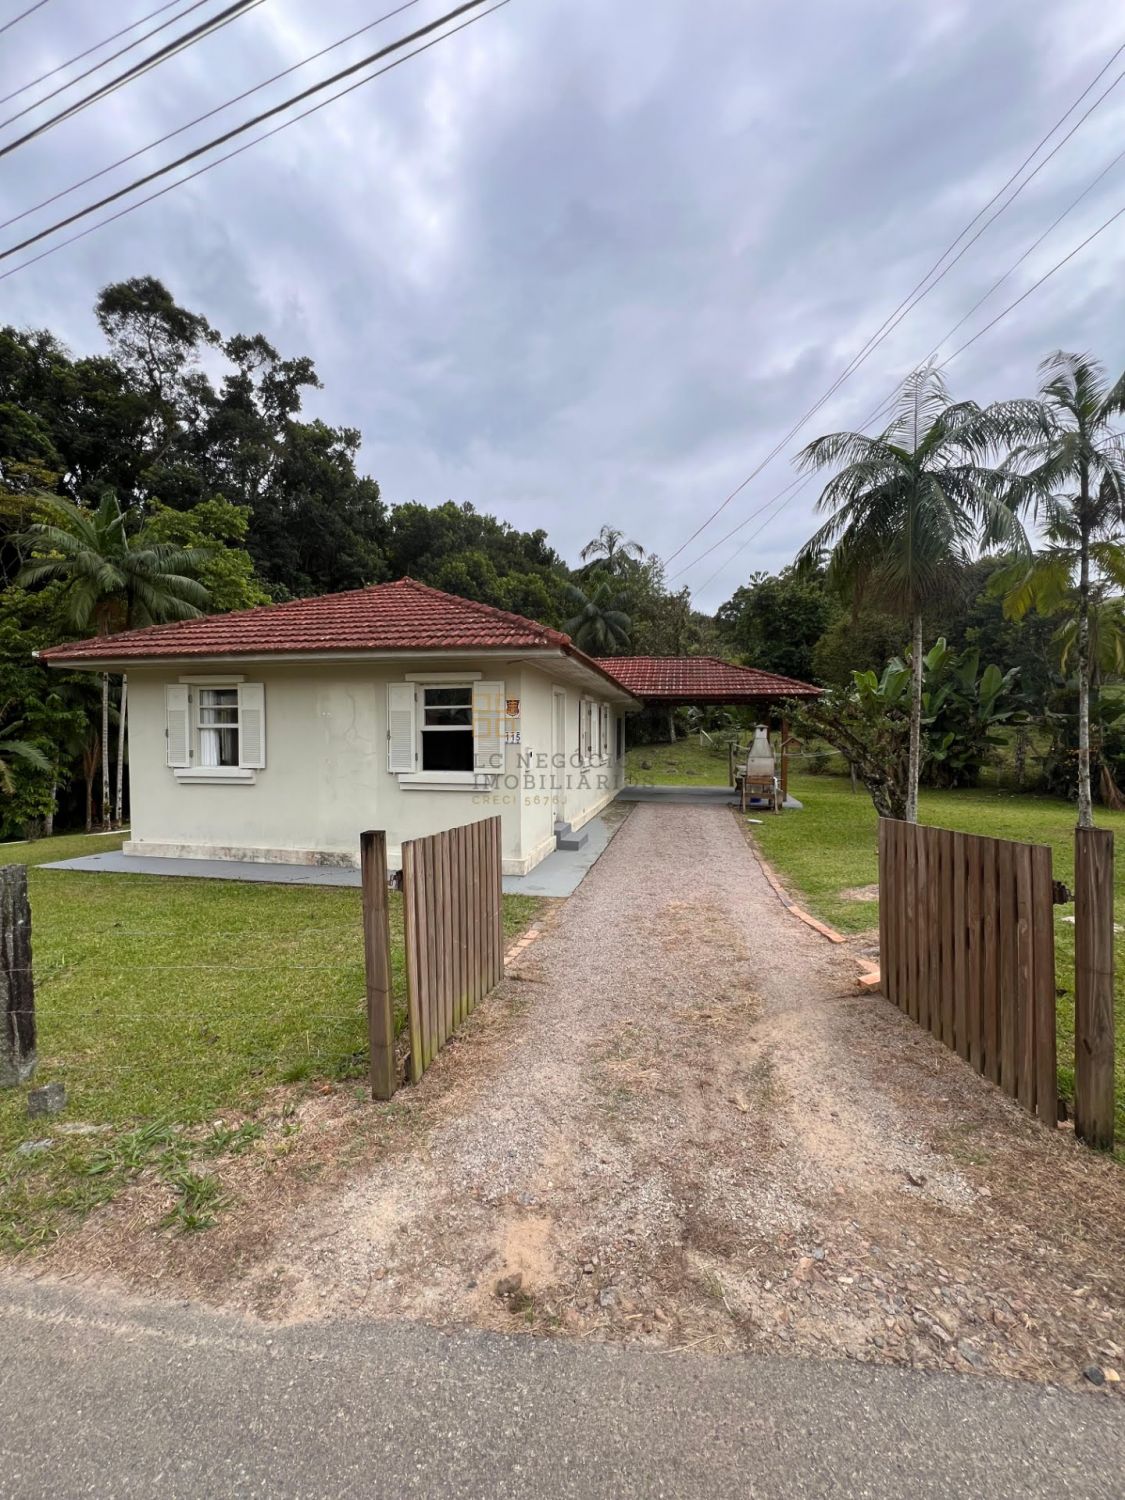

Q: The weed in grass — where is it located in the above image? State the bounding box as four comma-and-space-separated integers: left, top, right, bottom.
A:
198, 1121, 264, 1158
81, 1120, 186, 1178
161, 1170, 226, 1233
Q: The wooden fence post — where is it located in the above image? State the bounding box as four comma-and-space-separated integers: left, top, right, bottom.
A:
1074, 827, 1115, 1150
0, 865, 36, 1086
360, 831, 396, 1101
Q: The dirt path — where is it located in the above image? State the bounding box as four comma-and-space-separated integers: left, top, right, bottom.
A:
49, 803, 1125, 1391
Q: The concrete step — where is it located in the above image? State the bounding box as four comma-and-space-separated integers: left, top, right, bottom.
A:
554, 820, 588, 852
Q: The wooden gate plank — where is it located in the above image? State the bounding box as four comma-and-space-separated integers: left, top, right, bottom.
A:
490, 815, 503, 986
910, 825, 923, 1024
982, 837, 1000, 1084
402, 842, 424, 1082
894, 822, 906, 1008
939, 828, 955, 1048
1031, 843, 1057, 1127
1014, 840, 1036, 1113
966, 835, 983, 1073
998, 839, 1018, 1099
878, 820, 889, 997
952, 831, 967, 1060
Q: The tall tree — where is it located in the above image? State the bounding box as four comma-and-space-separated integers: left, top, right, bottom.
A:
579, 525, 645, 572
563, 580, 632, 654
991, 352, 1125, 826
797, 366, 1023, 822
716, 565, 836, 681
16, 494, 210, 827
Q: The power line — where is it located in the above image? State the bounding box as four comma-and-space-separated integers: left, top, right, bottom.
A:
0, 0, 495, 260
941, 198, 1125, 366
0, 0, 510, 282
0, 0, 268, 161
687, 197, 1125, 601
0, 0, 262, 159
0, 0, 424, 233
692, 480, 814, 597
0, 0, 52, 37
0, 1, 184, 108
662, 39, 1125, 567
678, 141, 1125, 591
668, 476, 806, 581
0, 0, 213, 127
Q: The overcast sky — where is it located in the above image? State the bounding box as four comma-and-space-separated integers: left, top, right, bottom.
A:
1, 0, 1123, 610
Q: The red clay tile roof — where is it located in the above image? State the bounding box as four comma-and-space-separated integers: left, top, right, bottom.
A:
594, 656, 821, 702
40, 578, 574, 663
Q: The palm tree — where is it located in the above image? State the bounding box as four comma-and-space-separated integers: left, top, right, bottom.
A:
579, 525, 646, 572
797, 365, 1024, 822
563, 580, 632, 654
991, 352, 1125, 827
16, 493, 211, 828
0, 715, 50, 798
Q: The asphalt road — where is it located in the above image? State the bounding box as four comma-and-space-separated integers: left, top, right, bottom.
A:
0, 1275, 1121, 1499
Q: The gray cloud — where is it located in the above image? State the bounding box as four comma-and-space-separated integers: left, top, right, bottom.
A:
2, 0, 1123, 609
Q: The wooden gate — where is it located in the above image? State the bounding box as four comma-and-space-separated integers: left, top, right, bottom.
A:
401, 815, 504, 1083
878, 819, 1057, 1125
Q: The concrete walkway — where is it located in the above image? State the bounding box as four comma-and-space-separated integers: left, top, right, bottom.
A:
38, 814, 620, 899
1, 1273, 1121, 1499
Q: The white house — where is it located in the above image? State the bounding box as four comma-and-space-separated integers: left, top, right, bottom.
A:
41, 579, 640, 876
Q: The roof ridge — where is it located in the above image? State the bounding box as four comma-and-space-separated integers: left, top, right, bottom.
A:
395, 576, 571, 645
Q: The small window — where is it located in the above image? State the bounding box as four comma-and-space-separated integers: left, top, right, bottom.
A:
421, 685, 474, 772
198, 688, 239, 767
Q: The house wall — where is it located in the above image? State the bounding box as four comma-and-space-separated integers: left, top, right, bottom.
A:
124, 658, 626, 875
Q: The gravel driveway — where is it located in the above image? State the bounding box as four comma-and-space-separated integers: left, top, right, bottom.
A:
49, 802, 1125, 1393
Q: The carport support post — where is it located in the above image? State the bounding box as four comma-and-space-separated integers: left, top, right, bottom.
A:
0, 865, 36, 1086
361, 831, 396, 1101
667, 707, 675, 743
780, 716, 790, 805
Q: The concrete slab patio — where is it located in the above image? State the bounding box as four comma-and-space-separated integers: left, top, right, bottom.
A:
38, 813, 622, 899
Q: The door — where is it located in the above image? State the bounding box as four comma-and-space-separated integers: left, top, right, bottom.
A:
552, 689, 567, 823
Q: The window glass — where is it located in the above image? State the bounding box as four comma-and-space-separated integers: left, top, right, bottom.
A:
198, 688, 239, 767
421, 685, 474, 771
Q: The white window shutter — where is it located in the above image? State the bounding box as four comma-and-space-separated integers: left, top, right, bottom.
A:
387, 682, 417, 772
600, 704, 609, 759
165, 684, 191, 767
473, 681, 505, 774
239, 682, 266, 768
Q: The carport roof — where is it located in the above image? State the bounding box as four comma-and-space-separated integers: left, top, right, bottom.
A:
595, 656, 820, 704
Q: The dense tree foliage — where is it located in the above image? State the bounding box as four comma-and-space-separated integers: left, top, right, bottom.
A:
716, 565, 835, 682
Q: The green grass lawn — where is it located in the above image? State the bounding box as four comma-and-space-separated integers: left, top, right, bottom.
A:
752, 772, 1125, 1153
625, 737, 732, 785
0, 832, 539, 1250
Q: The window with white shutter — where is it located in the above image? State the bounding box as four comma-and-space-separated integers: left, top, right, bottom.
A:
165, 684, 191, 767
581, 699, 594, 763
238, 683, 266, 769
472, 680, 505, 774
387, 682, 417, 772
